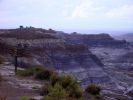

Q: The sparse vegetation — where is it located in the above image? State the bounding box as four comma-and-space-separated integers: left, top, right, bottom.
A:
34, 69, 53, 80
16, 66, 43, 77
50, 74, 60, 86
85, 84, 101, 95
67, 82, 83, 99
0, 58, 101, 100
57, 75, 83, 99
42, 83, 68, 100
60, 75, 74, 89
41, 74, 83, 99
16, 66, 54, 81
16, 69, 34, 77
19, 96, 30, 100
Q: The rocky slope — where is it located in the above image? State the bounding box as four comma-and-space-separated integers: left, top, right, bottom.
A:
0, 28, 110, 87
114, 33, 133, 42
89, 47, 133, 99
59, 33, 128, 48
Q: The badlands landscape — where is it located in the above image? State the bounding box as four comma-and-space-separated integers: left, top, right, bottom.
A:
0, 27, 133, 100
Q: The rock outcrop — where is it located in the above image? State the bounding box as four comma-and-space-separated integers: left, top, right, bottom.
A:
61, 33, 128, 48
0, 28, 111, 86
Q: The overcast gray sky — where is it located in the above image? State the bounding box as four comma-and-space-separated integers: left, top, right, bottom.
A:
0, 0, 133, 34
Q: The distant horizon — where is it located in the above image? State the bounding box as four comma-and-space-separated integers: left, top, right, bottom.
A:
0, 26, 132, 35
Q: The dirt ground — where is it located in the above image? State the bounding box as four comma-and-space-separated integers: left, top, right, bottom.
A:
0, 63, 43, 100
0, 81, 39, 100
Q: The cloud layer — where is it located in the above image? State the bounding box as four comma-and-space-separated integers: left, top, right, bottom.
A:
0, 0, 133, 32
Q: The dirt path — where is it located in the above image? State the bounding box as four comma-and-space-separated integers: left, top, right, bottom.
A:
0, 63, 43, 100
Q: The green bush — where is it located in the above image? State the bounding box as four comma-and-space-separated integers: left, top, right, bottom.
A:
20, 96, 30, 100
50, 74, 75, 88
50, 74, 60, 86
85, 84, 101, 95
50, 74, 83, 99
16, 66, 54, 81
60, 75, 75, 89
34, 69, 53, 80
32, 66, 44, 73
67, 81, 82, 99
43, 83, 68, 100
16, 69, 34, 77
